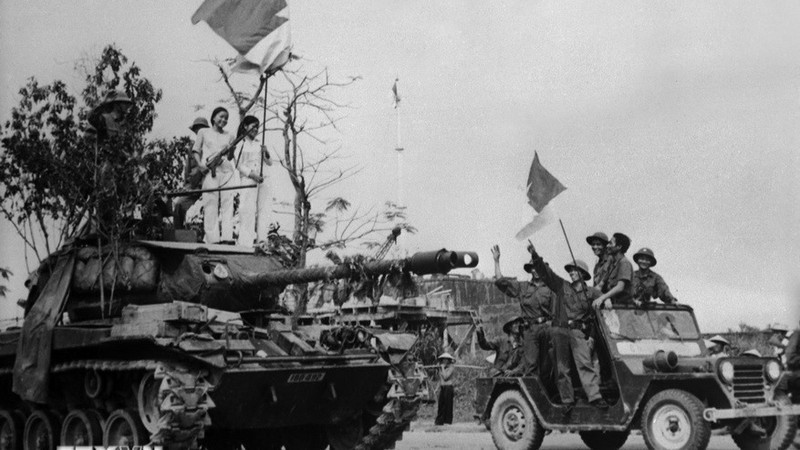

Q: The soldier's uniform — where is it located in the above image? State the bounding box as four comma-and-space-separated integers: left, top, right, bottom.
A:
531, 256, 605, 407
495, 275, 554, 375
586, 232, 611, 290
631, 248, 677, 305
601, 251, 634, 305
477, 317, 522, 377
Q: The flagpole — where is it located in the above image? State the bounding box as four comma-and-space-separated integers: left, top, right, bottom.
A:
558, 218, 591, 301
394, 81, 404, 207
260, 73, 268, 178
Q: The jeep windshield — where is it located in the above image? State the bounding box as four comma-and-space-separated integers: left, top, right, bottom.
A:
600, 308, 703, 356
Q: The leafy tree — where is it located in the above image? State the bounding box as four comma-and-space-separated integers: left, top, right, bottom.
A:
215, 62, 415, 315
0, 45, 187, 270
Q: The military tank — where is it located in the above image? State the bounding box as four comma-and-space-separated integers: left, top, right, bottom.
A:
0, 239, 478, 450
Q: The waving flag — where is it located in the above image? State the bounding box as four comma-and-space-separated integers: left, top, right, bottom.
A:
515, 152, 566, 240
192, 0, 292, 74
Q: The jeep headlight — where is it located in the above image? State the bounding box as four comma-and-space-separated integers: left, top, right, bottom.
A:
718, 360, 734, 384
765, 360, 781, 383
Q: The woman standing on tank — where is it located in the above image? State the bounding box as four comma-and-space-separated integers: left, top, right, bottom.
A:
234, 115, 273, 246
192, 107, 235, 244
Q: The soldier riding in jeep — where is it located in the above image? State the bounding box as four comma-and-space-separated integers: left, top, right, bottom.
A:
476, 243, 800, 450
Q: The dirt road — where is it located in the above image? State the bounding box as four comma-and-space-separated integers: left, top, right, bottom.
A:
395, 423, 743, 450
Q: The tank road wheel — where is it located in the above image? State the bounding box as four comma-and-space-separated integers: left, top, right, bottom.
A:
489, 389, 545, 450
730, 395, 797, 450
137, 371, 162, 434
103, 409, 148, 448
0, 410, 25, 450
641, 389, 710, 450
579, 430, 630, 450
354, 398, 421, 450
23, 411, 60, 450
60, 409, 104, 447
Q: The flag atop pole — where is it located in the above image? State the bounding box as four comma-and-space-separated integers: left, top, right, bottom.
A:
192, 0, 292, 74
515, 152, 566, 240
392, 78, 401, 109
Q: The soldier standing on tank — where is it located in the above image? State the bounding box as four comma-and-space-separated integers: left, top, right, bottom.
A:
477, 317, 524, 377
491, 245, 555, 376
526, 243, 608, 411
172, 117, 210, 230
586, 232, 610, 291
592, 233, 634, 309
630, 248, 678, 306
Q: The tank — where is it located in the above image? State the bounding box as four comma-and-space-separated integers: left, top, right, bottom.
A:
0, 239, 478, 450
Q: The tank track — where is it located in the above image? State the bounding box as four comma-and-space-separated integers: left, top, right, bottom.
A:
53, 359, 215, 450
354, 397, 421, 450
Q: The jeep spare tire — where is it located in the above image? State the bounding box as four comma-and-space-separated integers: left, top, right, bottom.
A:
641, 389, 711, 450
489, 389, 545, 450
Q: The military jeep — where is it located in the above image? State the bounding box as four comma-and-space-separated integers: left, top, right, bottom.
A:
475, 303, 800, 450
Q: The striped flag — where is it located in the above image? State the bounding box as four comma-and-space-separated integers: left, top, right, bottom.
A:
192, 0, 292, 74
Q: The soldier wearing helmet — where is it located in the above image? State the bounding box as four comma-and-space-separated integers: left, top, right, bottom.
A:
491, 245, 555, 376
767, 322, 792, 364
586, 232, 610, 291
88, 90, 133, 140
630, 247, 678, 306
526, 243, 609, 411
592, 232, 634, 309
476, 316, 525, 377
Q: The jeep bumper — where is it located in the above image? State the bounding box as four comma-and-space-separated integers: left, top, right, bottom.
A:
703, 404, 800, 422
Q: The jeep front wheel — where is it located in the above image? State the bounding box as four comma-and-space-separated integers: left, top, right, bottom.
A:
641, 389, 711, 450
730, 395, 797, 450
489, 389, 545, 450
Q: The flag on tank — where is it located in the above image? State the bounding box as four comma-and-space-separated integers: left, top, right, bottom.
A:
515, 152, 566, 240
192, 0, 292, 74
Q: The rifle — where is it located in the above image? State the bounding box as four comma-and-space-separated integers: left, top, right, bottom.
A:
187, 132, 248, 187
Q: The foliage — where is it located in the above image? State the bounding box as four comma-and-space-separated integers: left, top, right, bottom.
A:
0, 45, 185, 266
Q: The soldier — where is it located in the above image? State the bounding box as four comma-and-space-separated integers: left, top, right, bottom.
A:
592, 232, 634, 309
435, 352, 456, 426
527, 244, 608, 411
88, 90, 133, 140
767, 322, 791, 364
707, 335, 730, 357
173, 117, 210, 230
777, 321, 800, 397
476, 317, 524, 377
492, 245, 555, 376
631, 248, 678, 306
586, 232, 610, 291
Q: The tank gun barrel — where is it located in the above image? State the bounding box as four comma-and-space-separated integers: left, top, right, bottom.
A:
245, 249, 478, 287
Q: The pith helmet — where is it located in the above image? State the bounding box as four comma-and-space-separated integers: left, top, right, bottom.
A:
437, 352, 455, 361
709, 335, 730, 346
742, 349, 762, 357
633, 247, 657, 266
704, 339, 714, 348
770, 322, 790, 333
189, 117, 210, 133
88, 90, 132, 124
586, 232, 609, 246
564, 260, 591, 281
502, 316, 524, 334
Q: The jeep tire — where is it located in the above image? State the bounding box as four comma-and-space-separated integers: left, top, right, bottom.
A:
489, 389, 545, 450
641, 389, 711, 450
730, 395, 797, 450
579, 430, 630, 450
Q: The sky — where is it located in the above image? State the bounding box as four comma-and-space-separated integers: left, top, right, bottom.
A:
1, 1, 799, 332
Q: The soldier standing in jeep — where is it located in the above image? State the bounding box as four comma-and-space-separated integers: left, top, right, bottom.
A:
631, 247, 678, 306
492, 245, 555, 376
527, 243, 608, 410
593, 232, 634, 309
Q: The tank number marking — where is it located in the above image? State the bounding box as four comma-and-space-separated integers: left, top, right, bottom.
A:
287, 372, 326, 383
